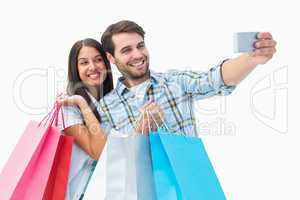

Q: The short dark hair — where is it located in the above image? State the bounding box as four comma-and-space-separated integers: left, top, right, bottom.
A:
101, 20, 145, 55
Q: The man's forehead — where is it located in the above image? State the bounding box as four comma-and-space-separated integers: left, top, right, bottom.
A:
112, 33, 144, 50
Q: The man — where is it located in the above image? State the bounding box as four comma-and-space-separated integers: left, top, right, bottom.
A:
97, 20, 277, 136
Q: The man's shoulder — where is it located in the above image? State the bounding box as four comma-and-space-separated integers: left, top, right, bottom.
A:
153, 69, 193, 85
151, 69, 183, 82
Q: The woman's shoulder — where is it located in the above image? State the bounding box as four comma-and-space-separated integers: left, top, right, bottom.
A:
62, 105, 81, 115
58, 105, 84, 130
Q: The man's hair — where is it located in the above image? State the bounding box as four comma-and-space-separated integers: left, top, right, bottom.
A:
101, 20, 145, 56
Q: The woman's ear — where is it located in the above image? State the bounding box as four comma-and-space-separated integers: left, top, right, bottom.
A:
106, 52, 115, 64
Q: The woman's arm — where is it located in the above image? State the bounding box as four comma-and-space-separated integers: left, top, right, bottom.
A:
58, 95, 106, 160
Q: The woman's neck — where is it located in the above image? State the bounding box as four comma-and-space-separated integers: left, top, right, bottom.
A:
86, 86, 100, 101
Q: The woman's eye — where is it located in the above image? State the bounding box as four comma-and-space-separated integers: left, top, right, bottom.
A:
96, 58, 103, 63
80, 61, 88, 65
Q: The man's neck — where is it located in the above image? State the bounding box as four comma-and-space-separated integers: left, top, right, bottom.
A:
124, 74, 150, 88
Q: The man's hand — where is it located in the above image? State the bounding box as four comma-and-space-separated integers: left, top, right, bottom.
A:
135, 101, 165, 134
251, 32, 277, 65
222, 32, 277, 86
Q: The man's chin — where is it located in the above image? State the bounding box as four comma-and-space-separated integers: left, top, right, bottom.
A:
130, 70, 149, 80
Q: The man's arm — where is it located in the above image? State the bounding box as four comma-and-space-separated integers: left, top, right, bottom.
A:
221, 32, 277, 86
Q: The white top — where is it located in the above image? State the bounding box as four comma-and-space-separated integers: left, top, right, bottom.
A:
58, 92, 98, 200
129, 79, 151, 108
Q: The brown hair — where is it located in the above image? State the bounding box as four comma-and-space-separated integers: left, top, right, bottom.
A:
101, 20, 145, 55
67, 38, 113, 121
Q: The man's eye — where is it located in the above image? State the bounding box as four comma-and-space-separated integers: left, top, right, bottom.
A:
122, 49, 130, 54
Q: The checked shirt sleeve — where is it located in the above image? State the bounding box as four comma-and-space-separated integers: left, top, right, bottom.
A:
166, 61, 236, 100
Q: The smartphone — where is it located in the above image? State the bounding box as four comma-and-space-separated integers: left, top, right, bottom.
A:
233, 32, 258, 53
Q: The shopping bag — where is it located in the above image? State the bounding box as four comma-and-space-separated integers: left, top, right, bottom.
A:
105, 129, 156, 200
0, 103, 70, 200
64, 144, 96, 200
43, 134, 73, 200
83, 144, 107, 200
150, 129, 226, 200
43, 102, 73, 200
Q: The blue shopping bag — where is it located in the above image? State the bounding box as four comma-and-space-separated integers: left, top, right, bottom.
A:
149, 129, 226, 200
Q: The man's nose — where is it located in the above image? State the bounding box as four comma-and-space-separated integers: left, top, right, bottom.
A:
132, 48, 143, 59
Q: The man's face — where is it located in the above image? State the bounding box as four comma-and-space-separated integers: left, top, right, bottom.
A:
108, 32, 150, 81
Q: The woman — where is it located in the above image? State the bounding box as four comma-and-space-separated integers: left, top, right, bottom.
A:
57, 38, 113, 200
58, 38, 164, 199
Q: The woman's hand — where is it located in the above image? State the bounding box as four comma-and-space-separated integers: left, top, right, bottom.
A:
56, 93, 86, 107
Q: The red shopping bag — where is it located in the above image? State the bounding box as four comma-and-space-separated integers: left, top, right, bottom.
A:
43, 105, 73, 200
0, 103, 72, 200
43, 134, 73, 200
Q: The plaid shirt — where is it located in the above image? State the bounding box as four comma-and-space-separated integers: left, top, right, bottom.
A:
97, 63, 235, 136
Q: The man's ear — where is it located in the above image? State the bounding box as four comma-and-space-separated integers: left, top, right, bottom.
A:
106, 52, 116, 64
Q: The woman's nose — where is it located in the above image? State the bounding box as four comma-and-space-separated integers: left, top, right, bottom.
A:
89, 61, 96, 70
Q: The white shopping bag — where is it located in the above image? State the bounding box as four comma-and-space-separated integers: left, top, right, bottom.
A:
83, 144, 107, 199
83, 129, 156, 200
105, 130, 156, 200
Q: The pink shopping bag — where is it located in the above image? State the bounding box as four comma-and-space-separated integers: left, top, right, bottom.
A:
0, 103, 66, 200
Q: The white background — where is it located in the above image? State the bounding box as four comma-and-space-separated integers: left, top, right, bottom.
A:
0, 0, 299, 199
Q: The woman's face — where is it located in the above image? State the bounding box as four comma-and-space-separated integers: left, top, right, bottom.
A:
77, 46, 107, 87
